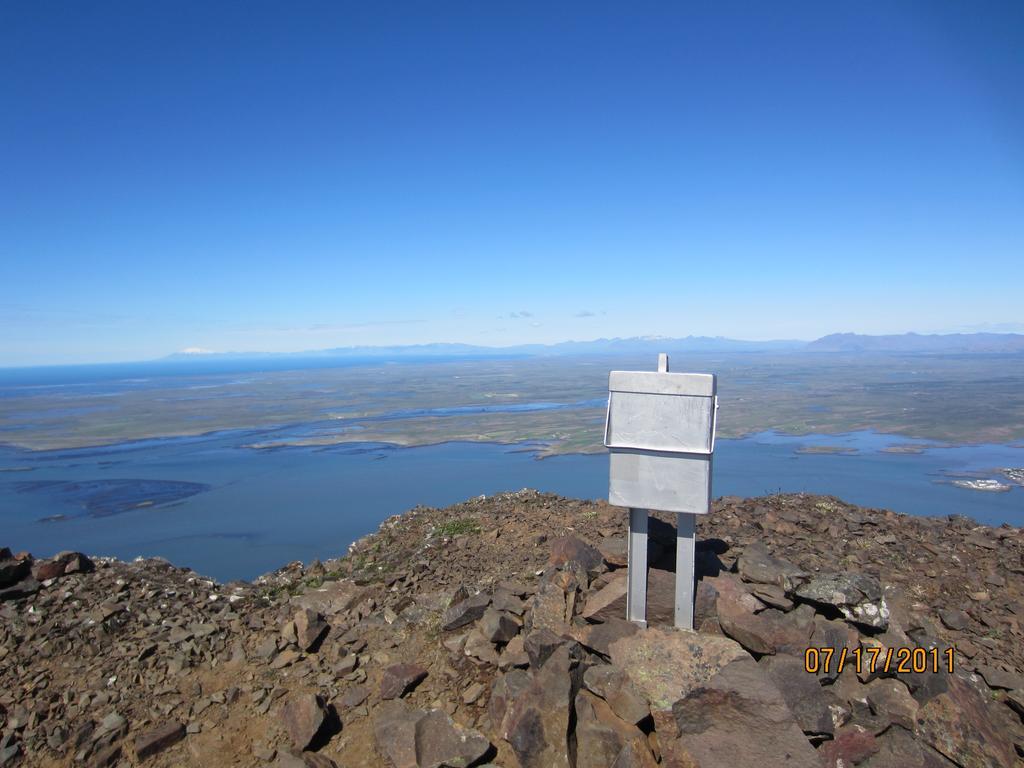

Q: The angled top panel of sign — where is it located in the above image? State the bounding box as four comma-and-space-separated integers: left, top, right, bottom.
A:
605, 371, 717, 455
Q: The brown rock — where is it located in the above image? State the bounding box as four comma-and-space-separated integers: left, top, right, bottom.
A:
718, 602, 811, 656
0, 576, 40, 601
582, 664, 650, 725
89, 743, 123, 768
373, 700, 421, 768
598, 536, 628, 568
291, 579, 366, 616
414, 708, 491, 768
865, 678, 918, 731
582, 568, 676, 625
498, 634, 530, 669
820, 724, 879, 767
668, 657, 820, 768
280, 693, 328, 751
0, 556, 30, 588
608, 626, 747, 715
915, 673, 1016, 767
300, 754, 339, 768
809, 615, 861, 683
134, 721, 185, 760
293, 608, 329, 651
750, 583, 794, 611
463, 626, 500, 666
504, 645, 577, 768
490, 669, 531, 735
373, 700, 491, 768
581, 572, 628, 622
338, 685, 368, 709
571, 617, 638, 657
548, 536, 604, 574
575, 689, 653, 768
860, 725, 954, 768
528, 575, 577, 633
380, 663, 428, 699
479, 607, 520, 643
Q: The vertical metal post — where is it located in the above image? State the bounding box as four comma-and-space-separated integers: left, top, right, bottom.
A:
675, 512, 696, 630
626, 507, 648, 627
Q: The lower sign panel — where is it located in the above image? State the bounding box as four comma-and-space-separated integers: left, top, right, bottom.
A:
609, 449, 712, 514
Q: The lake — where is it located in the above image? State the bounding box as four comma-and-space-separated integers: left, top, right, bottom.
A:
1, 428, 1021, 581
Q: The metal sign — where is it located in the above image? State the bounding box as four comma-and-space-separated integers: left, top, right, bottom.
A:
605, 353, 718, 630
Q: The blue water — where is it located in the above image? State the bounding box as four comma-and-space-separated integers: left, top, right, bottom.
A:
1, 429, 1022, 581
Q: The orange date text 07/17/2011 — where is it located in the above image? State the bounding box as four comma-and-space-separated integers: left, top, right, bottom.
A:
803, 646, 955, 676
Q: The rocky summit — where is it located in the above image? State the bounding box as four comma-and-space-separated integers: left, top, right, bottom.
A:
2, 491, 1024, 768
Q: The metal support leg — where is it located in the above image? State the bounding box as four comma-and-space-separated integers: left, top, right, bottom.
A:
675, 512, 696, 630
626, 508, 648, 627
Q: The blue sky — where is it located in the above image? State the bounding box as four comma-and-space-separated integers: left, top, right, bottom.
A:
2, 2, 1023, 365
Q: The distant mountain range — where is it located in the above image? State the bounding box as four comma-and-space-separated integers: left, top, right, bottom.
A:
164, 332, 1024, 361
163, 336, 803, 361
806, 332, 1024, 353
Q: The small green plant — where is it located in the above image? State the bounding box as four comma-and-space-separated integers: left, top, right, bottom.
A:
435, 518, 481, 537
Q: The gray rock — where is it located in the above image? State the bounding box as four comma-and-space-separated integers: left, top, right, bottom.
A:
794, 573, 890, 630
0, 576, 40, 601
441, 592, 491, 631
737, 543, 807, 592
374, 701, 490, 768
976, 665, 1024, 691
415, 708, 491, 768
758, 654, 838, 736
522, 627, 571, 670
937, 608, 969, 631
